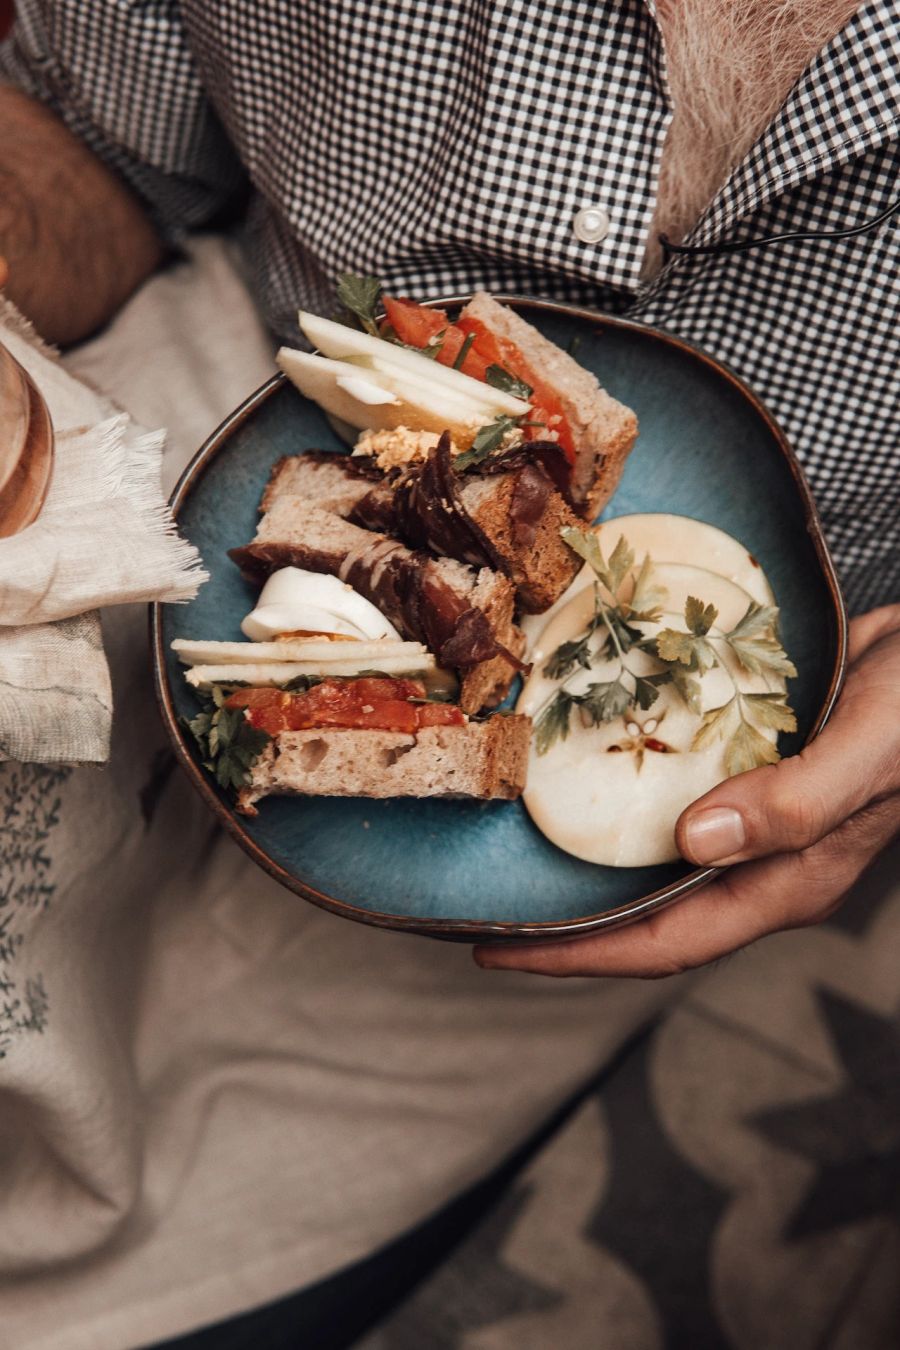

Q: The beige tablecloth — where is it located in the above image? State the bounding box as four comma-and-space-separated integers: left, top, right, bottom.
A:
0, 238, 689, 1350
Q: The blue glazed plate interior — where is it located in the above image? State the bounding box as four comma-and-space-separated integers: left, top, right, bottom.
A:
158, 304, 841, 933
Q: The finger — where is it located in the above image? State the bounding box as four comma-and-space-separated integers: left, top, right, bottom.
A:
675, 652, 900, 868
0, 255, 7, 288
474, 795, 899, 978
847, 603, 900, 664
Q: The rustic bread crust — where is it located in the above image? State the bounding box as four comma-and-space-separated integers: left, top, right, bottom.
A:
236, 715, 531, 812
459, 292, 638, 518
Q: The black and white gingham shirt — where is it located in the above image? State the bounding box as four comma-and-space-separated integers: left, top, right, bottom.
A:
3, 1, 897, 612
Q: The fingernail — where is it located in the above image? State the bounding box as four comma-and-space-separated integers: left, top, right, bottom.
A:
683, 807, 746, 863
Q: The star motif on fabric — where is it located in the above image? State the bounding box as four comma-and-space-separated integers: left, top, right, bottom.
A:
750, 989, 900, 1239
373, 1183, 561, 1349
585, 1030, 732, 1347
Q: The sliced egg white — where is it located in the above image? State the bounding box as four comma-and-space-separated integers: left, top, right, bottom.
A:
242, 567, 401, 642
298, 311, 530, 417
241, 604, 365, 642
519, 567, 783, 867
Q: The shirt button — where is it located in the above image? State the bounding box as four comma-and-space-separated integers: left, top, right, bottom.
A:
573, 206, 611, 244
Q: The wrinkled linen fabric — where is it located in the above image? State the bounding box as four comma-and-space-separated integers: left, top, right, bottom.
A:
0, 238, 691, 1350
0, 302, 207, 763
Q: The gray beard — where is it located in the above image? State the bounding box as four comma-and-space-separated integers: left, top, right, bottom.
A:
644, 0, 862, 275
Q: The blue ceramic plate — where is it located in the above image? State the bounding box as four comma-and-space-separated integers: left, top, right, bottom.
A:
151, 298, 846, 942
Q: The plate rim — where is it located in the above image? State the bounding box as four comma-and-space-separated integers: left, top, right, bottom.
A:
150, 298, 848, 943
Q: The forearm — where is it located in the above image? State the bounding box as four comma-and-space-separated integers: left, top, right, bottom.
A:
0, 85, 164, 344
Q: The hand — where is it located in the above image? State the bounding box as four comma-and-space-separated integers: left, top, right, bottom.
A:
474, 604, 900, 979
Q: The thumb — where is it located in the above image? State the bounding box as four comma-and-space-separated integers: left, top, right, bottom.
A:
676, 618, 900, 866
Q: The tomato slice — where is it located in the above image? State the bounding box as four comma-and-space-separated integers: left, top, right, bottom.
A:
381, 296, 492, 381
225, 679, 464, 735
415, 702, 467, 727
380, 296, 576, 466
455, 316, 575, 464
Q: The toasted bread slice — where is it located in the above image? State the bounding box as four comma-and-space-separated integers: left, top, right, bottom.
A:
260, 450, 581, 612
236, 715, 531, 813
459, 293, 638, 518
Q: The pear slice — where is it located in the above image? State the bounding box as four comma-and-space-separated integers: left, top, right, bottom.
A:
522, 514, 776, 650
299, 311, 530, 416
519, 566, 783, 867
277, 347, 503, 445
595, 514, 775, 606
185, 651, 438, 688
173, 638, 430, 667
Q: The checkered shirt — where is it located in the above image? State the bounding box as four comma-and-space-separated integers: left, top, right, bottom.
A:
2, 0, 897, 612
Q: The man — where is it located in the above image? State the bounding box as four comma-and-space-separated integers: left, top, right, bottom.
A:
0, 2, 897, 1346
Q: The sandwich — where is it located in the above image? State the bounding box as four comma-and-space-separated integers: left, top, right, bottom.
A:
227, 679, 530, 813
259, 436, 582, 613
178, 658, 530, 814
229, 497, 525, 714
276, 284, 638, 520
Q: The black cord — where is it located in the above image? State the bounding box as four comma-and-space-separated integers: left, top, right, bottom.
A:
659, 193, 900, 259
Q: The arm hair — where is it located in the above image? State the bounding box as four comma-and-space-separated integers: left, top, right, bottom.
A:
0, 86, 164, 344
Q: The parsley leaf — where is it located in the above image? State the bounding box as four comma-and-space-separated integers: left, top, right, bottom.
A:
182, 687, 271, 792
534, 690, 576, 755
740, 691, 798, 733
576, 679, 633, 726
606, 536, 636, 595
560, 525, 611, 588
559, 527, 635, 601
627, 554, 667, 622
606, 607, 645, 655
669, 666, 703, 715
336, 273, 383, 336
723, 602, 798, 677
685, 595, 718, 636
691, 697, 740, 752
655, 626, 718, 673
452, 331, 476, 370
632, 676, 663, 711
542, 620, 604, 680
690, 691, 793, 774
484, 364, 533, 401
725, 719, 781, 775
454, 415, 521, 470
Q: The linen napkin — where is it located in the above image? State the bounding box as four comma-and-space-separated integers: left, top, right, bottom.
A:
0, 297, 207, 763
